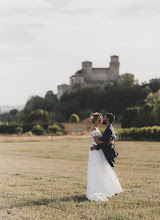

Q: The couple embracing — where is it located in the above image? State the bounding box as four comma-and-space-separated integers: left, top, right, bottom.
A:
86, 112, 123, 202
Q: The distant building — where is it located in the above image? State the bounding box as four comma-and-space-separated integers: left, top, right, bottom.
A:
57, 55, 120, 99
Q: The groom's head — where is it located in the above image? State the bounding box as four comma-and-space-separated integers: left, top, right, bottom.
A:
103, 113, 115, 125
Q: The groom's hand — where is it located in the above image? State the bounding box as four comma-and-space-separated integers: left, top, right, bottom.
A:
90, 145, 96, 151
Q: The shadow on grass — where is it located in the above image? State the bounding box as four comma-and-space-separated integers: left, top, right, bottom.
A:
3, 195, 88, 210
28, 194, 88, 206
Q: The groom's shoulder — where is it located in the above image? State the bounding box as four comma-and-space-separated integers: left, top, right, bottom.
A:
105, 126, 112, 134
107, 124, 115, 133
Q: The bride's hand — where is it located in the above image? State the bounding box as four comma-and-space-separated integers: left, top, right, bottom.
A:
90, 145, 96, 151
110, 140, 115, 145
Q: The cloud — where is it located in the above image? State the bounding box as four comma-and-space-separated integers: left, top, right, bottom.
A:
114, 0, 160, 19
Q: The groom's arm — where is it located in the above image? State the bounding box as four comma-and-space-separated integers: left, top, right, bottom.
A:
95, 129, 112, 150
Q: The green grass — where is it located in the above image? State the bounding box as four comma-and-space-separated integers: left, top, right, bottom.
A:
0, 140, 159, 219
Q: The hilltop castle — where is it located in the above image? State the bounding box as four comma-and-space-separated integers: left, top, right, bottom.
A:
57, 55, 120, 99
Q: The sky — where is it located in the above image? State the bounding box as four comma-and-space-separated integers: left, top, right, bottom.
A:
0, 0, 160, 105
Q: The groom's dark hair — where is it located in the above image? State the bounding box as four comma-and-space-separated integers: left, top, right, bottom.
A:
105, 113, 115, 123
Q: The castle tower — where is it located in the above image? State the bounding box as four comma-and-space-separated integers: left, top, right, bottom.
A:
109, 55, 120, 81
57, 84, 71, 100
82, 61, 93, 83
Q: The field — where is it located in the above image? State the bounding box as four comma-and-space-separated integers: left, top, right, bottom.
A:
0, 139, 159, 220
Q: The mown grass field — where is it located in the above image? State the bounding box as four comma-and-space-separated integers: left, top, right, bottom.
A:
0, 139, 159, 220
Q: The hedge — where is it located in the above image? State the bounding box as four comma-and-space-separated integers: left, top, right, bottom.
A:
100, 126, 160, 141
0, 123, 65, 135
117, 126, 160, 141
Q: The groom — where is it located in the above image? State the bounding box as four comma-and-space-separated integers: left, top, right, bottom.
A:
91, 113, 118, 168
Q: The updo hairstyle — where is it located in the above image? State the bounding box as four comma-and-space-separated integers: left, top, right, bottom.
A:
90, 112, 102, 124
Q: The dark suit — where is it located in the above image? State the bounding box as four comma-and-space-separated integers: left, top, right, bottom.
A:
95, 124, 118, 168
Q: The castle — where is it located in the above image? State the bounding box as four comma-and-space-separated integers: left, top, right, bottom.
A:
57, 55, 120, 99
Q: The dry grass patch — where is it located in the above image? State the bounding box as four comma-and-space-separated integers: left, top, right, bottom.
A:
0, 140, 159, 219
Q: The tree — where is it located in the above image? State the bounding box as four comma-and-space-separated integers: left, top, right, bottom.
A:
143, 103, 154, 112
55, 100, 80, 121
26, 109, 49, 124
9, 109, 19, 115
121, 107, 139, 128
149, 78, 160, 93
48, 124, 62, 134
119, 73, 135, 88
69, 114, 80, 122
145, 89, 160, 105
44, 91, 58, 112
78, 109, 92, 120
32, 125, 44, 135
25, 96, 45, 111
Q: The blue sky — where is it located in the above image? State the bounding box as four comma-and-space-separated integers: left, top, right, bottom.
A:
0, 0, 160, 105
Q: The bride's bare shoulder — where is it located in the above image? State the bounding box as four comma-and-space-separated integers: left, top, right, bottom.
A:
90, 126, 96, 132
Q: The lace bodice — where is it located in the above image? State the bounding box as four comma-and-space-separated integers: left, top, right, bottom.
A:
90, 128, 103, 145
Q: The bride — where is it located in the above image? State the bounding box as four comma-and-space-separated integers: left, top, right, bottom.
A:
86, 112, 123, 202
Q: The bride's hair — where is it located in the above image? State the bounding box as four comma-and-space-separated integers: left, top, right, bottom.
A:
90, 112, 102, 124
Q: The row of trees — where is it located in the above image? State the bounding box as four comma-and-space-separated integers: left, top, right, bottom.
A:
0, 76, 160, 129
122, 89, 160, 127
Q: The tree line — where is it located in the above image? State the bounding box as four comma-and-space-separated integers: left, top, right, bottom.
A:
0, 75, 160, 129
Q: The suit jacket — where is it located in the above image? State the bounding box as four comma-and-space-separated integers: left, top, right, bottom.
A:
95, 124, 118, 168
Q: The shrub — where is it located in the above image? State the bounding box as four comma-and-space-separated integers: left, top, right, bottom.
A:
15, 127, 23, 134
32, 125, 44, 135
0, 124, 17, 134
100, 126, 160, 141
48, 124, 62, 135
55, 131, 63, 136
24, 131, 32, 136
69, 114, 80, 122
117, 126, 160, 141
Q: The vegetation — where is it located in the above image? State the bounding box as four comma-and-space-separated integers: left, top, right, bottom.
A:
107, 126, 160, 141
24, 109, 49, 124
69, 113, 80, 122
0, 140, 159, 219
32, 125, 44, 135
0, 123, 65, 135
15, 126, 23, 135
122, 89, 160, 127
48, 124, 63, 135
0, 78, 160, 131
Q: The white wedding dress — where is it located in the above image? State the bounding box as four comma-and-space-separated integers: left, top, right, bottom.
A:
86, 128, 123, 201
